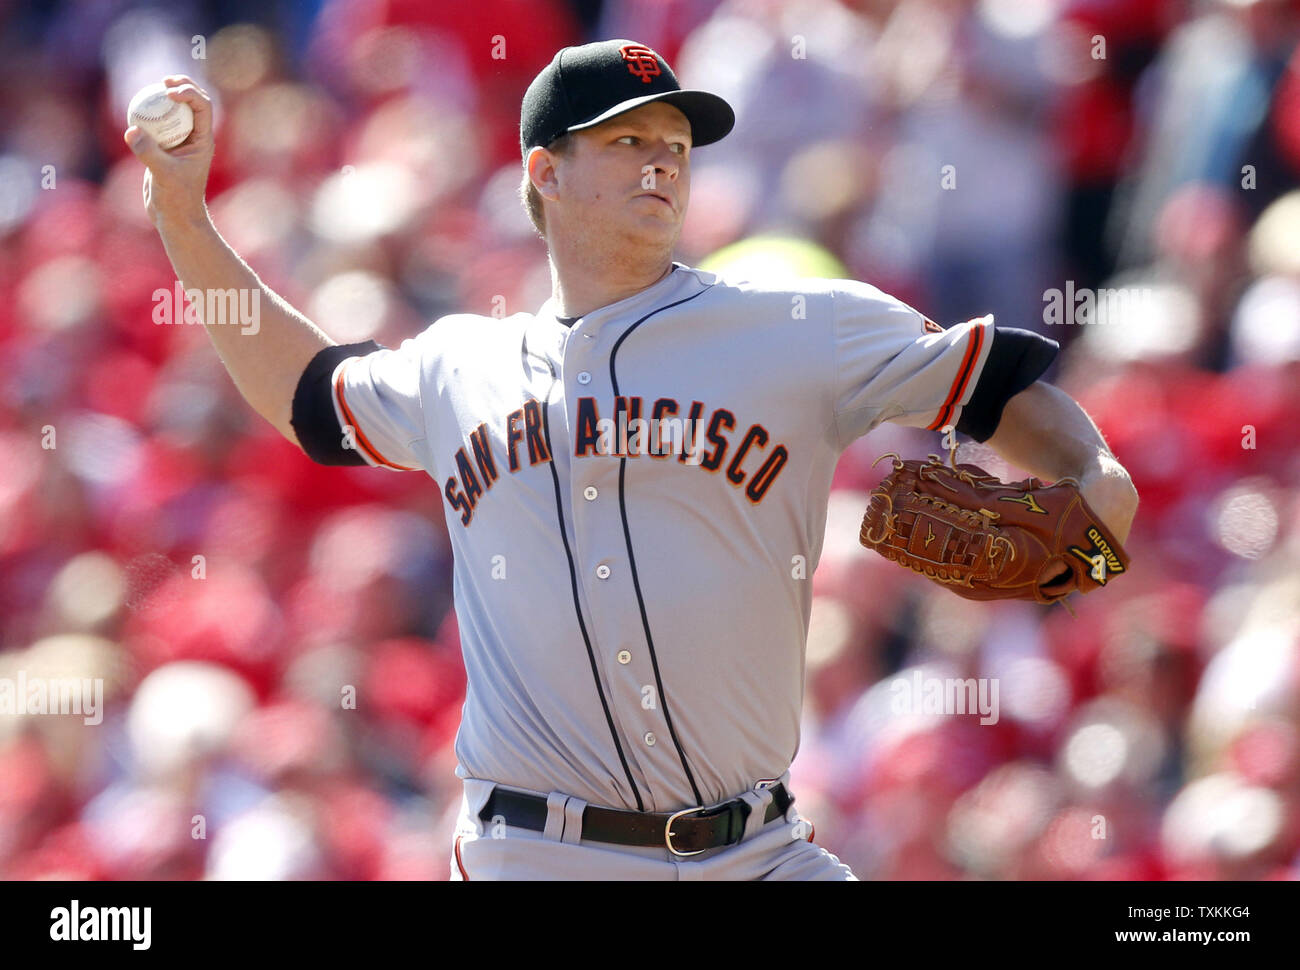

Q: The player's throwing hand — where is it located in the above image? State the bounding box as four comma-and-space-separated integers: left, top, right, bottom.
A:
123, 75, 215, 228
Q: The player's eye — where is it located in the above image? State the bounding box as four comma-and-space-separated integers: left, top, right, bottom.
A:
615, 135, 687, 151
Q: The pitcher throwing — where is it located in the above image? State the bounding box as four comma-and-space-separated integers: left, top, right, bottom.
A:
126, 39, 1139, 880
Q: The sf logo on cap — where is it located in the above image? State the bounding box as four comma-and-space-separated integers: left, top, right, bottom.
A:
620, 43, 662, 83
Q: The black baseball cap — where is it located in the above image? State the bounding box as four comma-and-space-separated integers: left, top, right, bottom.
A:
520, 39, 735, 158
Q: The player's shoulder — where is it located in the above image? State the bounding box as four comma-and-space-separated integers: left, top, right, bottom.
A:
681, 262, 840, 297
683, 264, 921, 319
825, 278, 932, 330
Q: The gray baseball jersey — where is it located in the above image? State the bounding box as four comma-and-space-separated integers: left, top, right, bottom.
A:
290, 261, 1057, 877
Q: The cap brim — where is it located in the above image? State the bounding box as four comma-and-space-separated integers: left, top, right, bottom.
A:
564, 90, 735, 147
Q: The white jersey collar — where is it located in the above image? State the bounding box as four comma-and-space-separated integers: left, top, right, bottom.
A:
535, 262, 699, 330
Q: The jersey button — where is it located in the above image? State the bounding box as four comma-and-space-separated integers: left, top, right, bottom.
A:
584, 486, 598, 501
596, 564, 611, 579
617, 650, 631, 664
577, 371, 592, 385
644, 732, 656, 746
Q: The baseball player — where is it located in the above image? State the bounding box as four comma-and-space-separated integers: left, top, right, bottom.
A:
126, 40, 1138, 881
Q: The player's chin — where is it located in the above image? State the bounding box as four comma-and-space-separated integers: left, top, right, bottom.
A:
624, 207, 681, 239
623, 223, 680, 253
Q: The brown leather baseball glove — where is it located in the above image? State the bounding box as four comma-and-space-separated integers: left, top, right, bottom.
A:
859, 453, 1130, 607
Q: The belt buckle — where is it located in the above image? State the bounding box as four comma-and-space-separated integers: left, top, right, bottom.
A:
664, 806, 710, 857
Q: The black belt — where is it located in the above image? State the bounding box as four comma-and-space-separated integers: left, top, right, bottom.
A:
478, 783, 794, 857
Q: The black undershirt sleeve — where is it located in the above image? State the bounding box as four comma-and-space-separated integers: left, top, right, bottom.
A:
290, 340, 384, 466
955, 327, 1059, 443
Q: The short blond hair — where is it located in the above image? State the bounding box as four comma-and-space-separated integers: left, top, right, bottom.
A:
520, 134, 573, 238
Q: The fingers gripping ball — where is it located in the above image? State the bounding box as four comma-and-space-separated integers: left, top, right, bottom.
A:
127, 83, 194, 149
859, 454, 1130, 606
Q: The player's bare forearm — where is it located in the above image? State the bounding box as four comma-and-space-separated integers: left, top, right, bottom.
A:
984, 381, 1138, 543
155, 213, 333, 443
126, 75, 333, 446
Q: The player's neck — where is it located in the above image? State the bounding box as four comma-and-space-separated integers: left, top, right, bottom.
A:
546, 249, 674, 319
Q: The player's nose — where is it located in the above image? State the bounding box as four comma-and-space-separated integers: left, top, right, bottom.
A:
648, 140, 681, 180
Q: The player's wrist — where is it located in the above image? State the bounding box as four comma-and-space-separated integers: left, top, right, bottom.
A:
1076, 459, 1139, 545
155, 203, 215, 239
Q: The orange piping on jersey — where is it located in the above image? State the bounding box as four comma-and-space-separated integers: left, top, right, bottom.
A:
333, 358, 418, 471
927, 324, 985, 432
454, 834, 469, 880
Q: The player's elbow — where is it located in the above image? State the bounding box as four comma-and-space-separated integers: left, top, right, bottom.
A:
1110, 464, 1140, 515
275, 418, 308, 456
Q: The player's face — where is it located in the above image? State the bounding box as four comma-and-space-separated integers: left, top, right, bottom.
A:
558, 102, 692, 251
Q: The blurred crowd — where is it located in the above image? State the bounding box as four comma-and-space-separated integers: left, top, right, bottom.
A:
1, 0, 1298, 880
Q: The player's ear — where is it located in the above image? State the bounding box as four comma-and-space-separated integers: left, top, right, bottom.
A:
526, 146, 561, 203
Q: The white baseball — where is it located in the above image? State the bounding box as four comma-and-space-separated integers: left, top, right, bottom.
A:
127, 83, 194, 150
